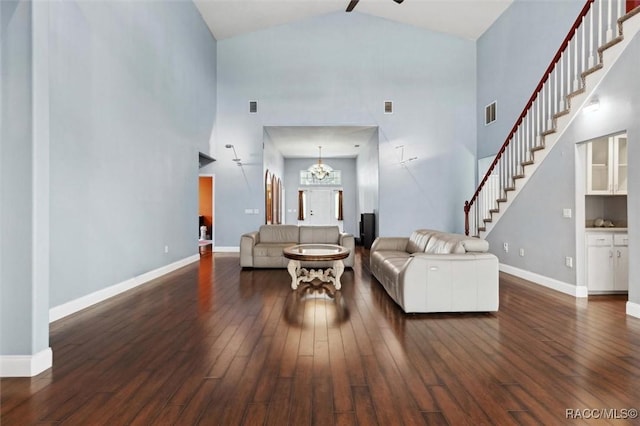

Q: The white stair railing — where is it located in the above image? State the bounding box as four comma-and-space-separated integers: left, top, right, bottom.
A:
465, 0, 630, 236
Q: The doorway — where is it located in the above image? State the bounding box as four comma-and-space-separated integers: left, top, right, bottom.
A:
199, 175, 215, 246
301, 188, 342, 230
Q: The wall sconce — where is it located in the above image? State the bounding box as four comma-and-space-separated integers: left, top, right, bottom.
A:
396, 145, 417, 166
225, 144, 242, 165
583, 98, 600, 114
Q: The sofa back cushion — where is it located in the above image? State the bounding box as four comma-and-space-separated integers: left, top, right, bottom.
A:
406, 230, 434, 254
259, 225, 299, 243
299, 226, 340, 244
423, 230, 489, 254
407, 229, 489, 254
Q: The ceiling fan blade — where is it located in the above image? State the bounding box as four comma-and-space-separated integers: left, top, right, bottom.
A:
393, 0, 404, 3
346, 0, 359, 12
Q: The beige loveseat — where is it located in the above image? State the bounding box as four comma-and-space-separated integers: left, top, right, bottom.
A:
240, 225, 355, 268
370, 229, 498, 313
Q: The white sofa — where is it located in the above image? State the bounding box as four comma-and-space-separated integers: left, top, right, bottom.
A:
370, 229, 498, 313
240, 225, 355, 268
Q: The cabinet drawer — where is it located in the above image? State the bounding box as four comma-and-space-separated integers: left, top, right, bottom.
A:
586, 234, 613, 246
614, 234, 629, 246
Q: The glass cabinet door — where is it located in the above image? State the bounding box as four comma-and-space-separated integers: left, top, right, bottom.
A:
614, 135, 627, 194
587, 137, 610, 194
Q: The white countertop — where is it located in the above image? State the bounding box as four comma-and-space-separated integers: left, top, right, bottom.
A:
585, 227, 627, 232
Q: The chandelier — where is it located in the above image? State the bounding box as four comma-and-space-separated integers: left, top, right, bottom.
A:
307, 146, 333, 180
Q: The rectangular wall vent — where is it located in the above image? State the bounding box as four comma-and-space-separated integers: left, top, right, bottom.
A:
384, 101, 393, 114
249, 100, 258, 114
485, 101, 497, 125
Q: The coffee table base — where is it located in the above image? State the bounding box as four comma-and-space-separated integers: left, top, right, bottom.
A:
287, 259, 345, 290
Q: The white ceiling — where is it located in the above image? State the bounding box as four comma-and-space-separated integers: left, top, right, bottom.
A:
194, 0, 513, 41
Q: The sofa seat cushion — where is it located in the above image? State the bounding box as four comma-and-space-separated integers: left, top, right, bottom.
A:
380, 253, 412, 278
299, 226, 340, 244
254, 243, 296, 258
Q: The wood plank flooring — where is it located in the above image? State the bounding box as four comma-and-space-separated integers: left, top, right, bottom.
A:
1, 249, 639, 425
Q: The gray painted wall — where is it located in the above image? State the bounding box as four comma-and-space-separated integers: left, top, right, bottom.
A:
48, 1, 217, 306
214, 11, 477, 246
486, 31, 640, 304
477, 0, 584, 159
283, 158, 358, 236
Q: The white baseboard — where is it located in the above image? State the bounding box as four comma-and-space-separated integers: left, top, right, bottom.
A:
49, 254, 200, 322
0, 347, 52, 377
213, 246, 239, 252
627, 301, 640, 319
500, 263, 588, 298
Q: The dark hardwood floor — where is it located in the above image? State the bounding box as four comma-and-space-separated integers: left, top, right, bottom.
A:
1, 249, 639, 425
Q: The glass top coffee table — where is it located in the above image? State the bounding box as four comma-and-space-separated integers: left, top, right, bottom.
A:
283, 244, 350, 290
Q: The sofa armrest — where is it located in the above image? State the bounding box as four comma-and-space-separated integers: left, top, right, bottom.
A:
339, 233, 356, 267
240, 231, 259, 267
370, 237, 409, 253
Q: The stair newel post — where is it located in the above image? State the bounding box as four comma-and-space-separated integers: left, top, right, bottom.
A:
464, 201, 470, 236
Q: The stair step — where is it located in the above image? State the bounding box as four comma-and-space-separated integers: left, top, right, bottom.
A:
483, 218, 492, 224
531, 144, 546, 152
478, 227, 486, 232
598, 35, 624, 54
567, 87, 586, 99
489, 208, 499, 214
582, 63, 603, 79
513, 174, 525, 180
540, 128, 556, 137
522, 160, 534, 166
505, 187, 515, 192
497, 198, 507, 203
554, 109, 570, 119
619, 6, 640, 29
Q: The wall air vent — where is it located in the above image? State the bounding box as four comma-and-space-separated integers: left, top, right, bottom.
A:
384, 101, 393, 114
249, 100, 258, 114
485, 101, 497, 125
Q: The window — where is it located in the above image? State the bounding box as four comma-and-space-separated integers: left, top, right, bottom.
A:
300, 170, 341, 185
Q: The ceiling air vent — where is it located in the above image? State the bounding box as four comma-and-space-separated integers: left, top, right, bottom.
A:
384, 101, 393, 114
485, 101, 497, 125
249, 100, 258, 114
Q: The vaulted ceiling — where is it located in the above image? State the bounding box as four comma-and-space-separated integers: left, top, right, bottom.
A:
194, 0, 513, 41
195, 0, 513, 158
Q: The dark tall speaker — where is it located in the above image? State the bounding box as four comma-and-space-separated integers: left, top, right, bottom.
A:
360, 213, 375, 249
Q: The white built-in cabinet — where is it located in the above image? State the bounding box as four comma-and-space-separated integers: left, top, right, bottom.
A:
586, 231, 628, 293
586, 134, 628, 195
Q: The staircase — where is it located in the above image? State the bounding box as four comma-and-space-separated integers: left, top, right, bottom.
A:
465, 0, 640, 237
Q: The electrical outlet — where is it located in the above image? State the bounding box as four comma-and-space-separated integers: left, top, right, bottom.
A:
503, 242, 509, 252
519, 248, 525, 257
164, 245, 169, 253
563, 208, 572, 218
565, 256, 573, 268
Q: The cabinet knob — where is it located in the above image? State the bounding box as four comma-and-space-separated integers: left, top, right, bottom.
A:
617, 250, 621, 258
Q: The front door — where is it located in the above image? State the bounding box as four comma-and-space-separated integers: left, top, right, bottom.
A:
305, 189, 335, 226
